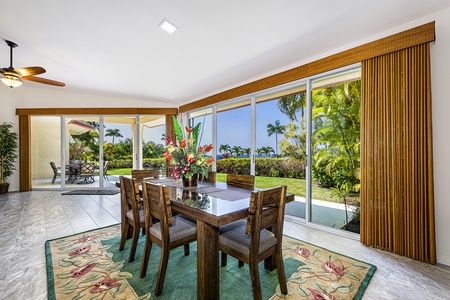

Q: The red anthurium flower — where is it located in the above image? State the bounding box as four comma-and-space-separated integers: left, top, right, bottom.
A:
77, 235, 95, 243
90, 278, 121, 293
198, 146, 203, 152
180, 140, 187, 148
205, 144, 214, 152
70, 263, 97, 278
165, 136, 173, 145
163, 152, 172, 161
322, 260, 345, 276
294, 246, 310, 258
207, 157, 215, 164
69, 245, 91, 256
308, 288, 338, 300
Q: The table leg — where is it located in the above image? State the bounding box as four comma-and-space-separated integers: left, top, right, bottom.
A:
197, 220, 220, 300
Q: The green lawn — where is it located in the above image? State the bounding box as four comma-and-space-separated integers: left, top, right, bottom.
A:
108, 169, 334, 202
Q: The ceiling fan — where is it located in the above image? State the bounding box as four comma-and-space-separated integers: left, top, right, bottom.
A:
0, 39, 65, 88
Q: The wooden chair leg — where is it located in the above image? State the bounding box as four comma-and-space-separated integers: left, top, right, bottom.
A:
249, 260, 262, 300
183, 244, 190, 256
155, 245, 170, 296
140, 236, 153, 278
276, 248, 288, 295
52, 175, 56, 184
128, 225, 140, 262
119, 222, 129, 251
221, 252, 228, 267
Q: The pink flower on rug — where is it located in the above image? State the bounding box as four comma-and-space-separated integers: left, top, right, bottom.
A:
294, 246, 310, 258
69, 245, 91, 256
90, 278, 121, 293
308, 288, 338, 300
77, 235, 96, 243
70, 263, 97, 278
322, 260, 345, 276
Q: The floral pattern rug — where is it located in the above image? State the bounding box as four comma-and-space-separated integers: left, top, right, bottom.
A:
45, 225, 376, 300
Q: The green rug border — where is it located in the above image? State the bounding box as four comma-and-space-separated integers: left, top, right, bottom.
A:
45, 225, 377, 300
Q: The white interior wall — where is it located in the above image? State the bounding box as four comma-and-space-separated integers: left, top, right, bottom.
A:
0, 8, 449, 266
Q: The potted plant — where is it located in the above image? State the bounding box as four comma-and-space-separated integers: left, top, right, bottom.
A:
0, 122, 18, 194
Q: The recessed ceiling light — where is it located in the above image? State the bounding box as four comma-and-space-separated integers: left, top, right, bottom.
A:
158, 18, 178, 34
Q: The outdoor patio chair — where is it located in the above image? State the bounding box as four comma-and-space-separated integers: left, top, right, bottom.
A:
94, 161, 110, 180
219, 185, 288, 300
139, 181, 197, 296
49, 161, 61, 185
77, 162, 95, 184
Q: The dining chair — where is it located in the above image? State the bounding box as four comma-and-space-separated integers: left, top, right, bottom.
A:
226, 173, 255, 190
77, 162, 95, 184
140, 181, 197, 296
199, 171, 216, 183
132, 169, 160, 183
119, 176, 146, 262
219, 185, 288, 300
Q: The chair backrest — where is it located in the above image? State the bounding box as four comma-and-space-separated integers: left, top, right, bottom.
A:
245, 185, 287, 249
141, 182, 173, 237
80, 162, 94, 175
226, 174, 255, 190
132, 169, 160, 183
120, 176, 142, 220
50, 161, 58, 174
199, 171, 216, 183
103, 161, 110, 172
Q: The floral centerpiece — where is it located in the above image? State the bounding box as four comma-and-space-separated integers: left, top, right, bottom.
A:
164, 116, 214, 186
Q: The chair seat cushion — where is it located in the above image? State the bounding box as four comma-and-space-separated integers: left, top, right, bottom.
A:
150, 215, 196, 242
219, 224, 276, 256
126, 208, 144, 222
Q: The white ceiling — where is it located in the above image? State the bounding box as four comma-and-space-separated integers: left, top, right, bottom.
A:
1, 1, 449, 106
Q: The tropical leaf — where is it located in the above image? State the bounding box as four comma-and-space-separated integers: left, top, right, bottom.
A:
57, 272, 74, 279
172, 116, 184, 142
58, 278, 78, 288
59, 258, 75, 267
351, 263, 368, 270
344, 271, 361, 281
68, 292, 86, 300
297, 285, 310, 297
330, 282, 354, 294
134, 292, 151, 300
112, 272, 133, 280
192, 122, 201, 150
78, 273, 103, 284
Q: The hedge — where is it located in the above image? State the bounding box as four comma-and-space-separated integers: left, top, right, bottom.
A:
216, 158, 305, 179
109, 158, 165, 169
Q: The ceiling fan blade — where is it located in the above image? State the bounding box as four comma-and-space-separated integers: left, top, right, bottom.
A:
22, 75, 65, 87
15, 66, 46, 76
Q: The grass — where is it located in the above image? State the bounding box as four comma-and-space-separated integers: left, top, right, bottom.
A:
109, 168, 335, 202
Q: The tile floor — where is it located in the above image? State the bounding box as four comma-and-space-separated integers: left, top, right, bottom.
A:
0, 190, 449, 299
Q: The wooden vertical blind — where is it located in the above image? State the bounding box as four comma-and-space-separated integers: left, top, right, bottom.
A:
360, 43, 436, 263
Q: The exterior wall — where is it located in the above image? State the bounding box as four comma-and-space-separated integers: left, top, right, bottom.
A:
0, 8, 449, 265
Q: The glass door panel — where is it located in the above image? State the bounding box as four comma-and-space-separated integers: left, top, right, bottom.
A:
141, 115, 166, 175
66, 116, 100, 187
310, 68, 361, 233
31, 116, 62, 189
256, 84, 307, 219
217, 100, 251, 176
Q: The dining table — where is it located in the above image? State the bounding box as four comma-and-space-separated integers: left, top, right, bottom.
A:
130, 177, 294, 300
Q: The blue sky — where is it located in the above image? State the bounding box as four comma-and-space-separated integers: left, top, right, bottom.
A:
104, 100, 293, 151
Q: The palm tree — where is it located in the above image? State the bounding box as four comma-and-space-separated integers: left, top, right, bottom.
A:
256, 147, 265, 157
243, 147, 251, 157
219, 144, 231, 156
261, 146, 274, 158
105, 128, 123, 144
278, 93, 306, 121
231, 145, 243, 157
267, 120, 286, 157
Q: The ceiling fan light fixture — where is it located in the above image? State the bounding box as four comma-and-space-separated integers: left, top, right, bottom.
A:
1, 71, 23, 88
158, 18, 178, 34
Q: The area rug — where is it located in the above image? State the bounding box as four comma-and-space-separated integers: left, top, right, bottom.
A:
45, 225, 376, 300
61, 189, 120, 195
